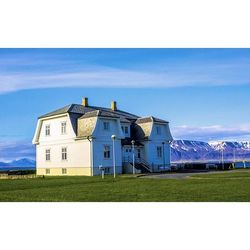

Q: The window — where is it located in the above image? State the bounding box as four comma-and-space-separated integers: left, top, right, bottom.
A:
157, 146, 162, 158
137, 149, 141, 158
103, 121, 110, 131
121, 126, 124, 132
45, 125, 50, 136
124, 126, 129, 134
45, 149, 51, 161
62, 168, 67, 174
62, 147, 67, 160
61, 121, 67, 134
46, 169, 50, 174
156, 126, 161, 135
104, 145, 111, 159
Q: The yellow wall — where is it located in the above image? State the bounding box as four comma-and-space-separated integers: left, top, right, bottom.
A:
37, 167, 92, 176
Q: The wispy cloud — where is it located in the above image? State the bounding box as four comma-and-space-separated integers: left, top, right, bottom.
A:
172, 124, 250, 142
1, 49, 250, 94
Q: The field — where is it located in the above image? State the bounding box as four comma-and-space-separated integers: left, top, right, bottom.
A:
0, 170, 250, 201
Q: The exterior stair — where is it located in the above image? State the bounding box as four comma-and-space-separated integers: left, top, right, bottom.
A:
129, 157, 152, 173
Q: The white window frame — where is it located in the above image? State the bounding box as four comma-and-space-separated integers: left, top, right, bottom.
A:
104, 145, 111, 159
103, 121, 110, 131
157, 146, 162, 158
62, 147, 67, 161
45, 124, 51, 136
45, 149, 51, 161
156, 126, 161, 135
61, 121, 67, 135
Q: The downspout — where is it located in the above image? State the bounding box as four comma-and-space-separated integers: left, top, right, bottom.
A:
87, 136, 94, 176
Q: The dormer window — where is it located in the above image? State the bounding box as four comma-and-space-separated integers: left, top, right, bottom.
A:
103, 121, 110, 131
156, 126, 161, 135
61, 121, 67, 134
45, 125, 50, 136
122, 125, 129, 135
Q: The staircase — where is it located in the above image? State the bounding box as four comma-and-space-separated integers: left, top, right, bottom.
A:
127, 157, 152, 173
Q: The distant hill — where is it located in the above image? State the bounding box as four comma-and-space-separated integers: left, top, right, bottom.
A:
0, 158, 36, 168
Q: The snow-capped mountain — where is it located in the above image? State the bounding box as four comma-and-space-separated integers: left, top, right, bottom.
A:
0, 158, 36, 168
171, 140, 250, 162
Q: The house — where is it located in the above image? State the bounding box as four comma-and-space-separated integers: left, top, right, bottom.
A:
32, 97, 173, 176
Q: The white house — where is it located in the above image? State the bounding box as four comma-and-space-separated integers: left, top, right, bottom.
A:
32, 97, 173, 176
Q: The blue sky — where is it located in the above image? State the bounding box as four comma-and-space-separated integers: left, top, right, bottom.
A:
1, 48, 250, 161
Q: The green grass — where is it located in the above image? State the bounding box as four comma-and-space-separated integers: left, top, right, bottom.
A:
1, 170, 250, 201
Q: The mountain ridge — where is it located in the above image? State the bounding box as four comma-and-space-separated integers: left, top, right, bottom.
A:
0, 158, 36, 167
171, 140, 250, 162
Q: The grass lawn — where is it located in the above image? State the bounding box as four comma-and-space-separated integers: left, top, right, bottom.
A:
1, 170, 250, 201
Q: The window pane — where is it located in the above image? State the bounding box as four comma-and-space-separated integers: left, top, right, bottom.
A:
104, 122, 110, 130
45, 125, 50, 136
62, 148, 67, 160
46, 149, 50, 161
125, 126, 128, 134
157, 146, 162, 158
156, 126, 161, 135
104, 145, 110, 158
61, 122, 66, 134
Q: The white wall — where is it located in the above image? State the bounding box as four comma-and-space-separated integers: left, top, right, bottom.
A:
92, 139, 122, 175
36, 140, 91, 169
38, 115, 76, 143
144, 122, 172, 171
36, 115, 91, 170
91, 117, 123, 175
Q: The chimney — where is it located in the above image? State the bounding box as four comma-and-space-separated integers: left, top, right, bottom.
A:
111, 101, 117, 111
82, 97, 88, 107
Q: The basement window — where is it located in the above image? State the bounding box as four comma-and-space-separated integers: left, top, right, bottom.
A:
46, 169, 50, 174
62, 168, 67, 174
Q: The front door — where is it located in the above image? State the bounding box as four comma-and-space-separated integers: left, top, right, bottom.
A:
123, 147, 132, 162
